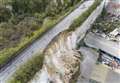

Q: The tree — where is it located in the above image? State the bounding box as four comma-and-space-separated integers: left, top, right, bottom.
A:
11, 0, 48, 14
0, 6, 12, 22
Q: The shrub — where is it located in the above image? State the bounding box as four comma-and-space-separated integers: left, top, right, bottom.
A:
0, 6, 12, 22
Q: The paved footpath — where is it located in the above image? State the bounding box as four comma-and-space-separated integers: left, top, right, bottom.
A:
0, 1, 95, 83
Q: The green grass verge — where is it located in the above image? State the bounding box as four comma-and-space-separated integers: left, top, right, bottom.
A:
68, 0, 102, 31
0, 0, 83, 67
8, 53, 44, 83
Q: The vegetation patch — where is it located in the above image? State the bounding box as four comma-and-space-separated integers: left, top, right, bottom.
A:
0, 0, 82, 67
8, 53, 44, 83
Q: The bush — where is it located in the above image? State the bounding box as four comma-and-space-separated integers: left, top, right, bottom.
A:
0, 6, 12, 22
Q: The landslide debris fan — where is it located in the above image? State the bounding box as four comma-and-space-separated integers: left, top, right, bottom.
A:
43, 31, 81, 83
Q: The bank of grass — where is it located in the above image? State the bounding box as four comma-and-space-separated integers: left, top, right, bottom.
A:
0, 0, 83, 67
69, 0, 102, 31
8, 53, 44, 83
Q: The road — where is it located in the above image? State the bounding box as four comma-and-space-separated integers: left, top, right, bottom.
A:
77, 47, 99, 83
84, 32, 120, 59
0, 1, 95, 83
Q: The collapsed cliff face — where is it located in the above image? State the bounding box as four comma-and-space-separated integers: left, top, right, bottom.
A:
43, 31, 81, 83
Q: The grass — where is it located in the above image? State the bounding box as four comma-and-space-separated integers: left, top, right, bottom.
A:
0, 0, 83, 67
8, 53, 44, 83
68, 0, 102, 31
